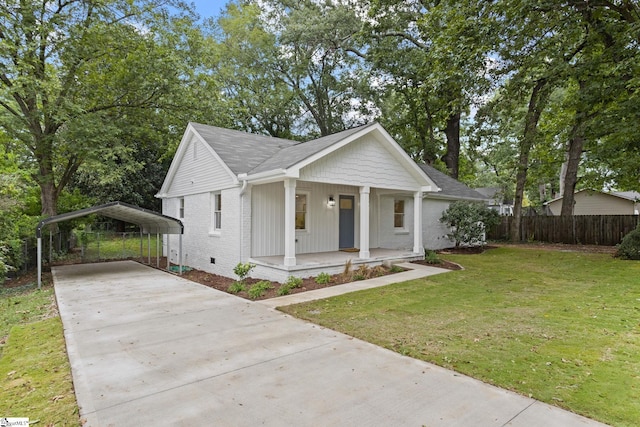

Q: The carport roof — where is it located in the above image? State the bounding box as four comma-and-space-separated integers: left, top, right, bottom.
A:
36, 201, 183, 237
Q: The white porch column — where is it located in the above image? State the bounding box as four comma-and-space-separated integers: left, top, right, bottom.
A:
284, 178, 297, 266
413, 191, 424, 254
359, 186, 370, 259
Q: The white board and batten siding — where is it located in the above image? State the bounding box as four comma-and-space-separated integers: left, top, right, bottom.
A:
165, 134, 235, 197
300, 135, 423, 191
251, 181, 384, 257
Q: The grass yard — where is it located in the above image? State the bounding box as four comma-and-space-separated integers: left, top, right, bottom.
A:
280, 247, 640, 427
0, 283, 80, 425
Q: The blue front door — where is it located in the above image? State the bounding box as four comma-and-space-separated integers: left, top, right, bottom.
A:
339, 195, 355, 249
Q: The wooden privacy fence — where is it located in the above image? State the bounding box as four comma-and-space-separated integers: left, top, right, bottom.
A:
488, 215, 639, 246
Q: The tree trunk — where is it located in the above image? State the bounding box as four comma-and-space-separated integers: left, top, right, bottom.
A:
511, 78, 550, 242
559, 127, 585, 216
560, 81, 588, 216
441, 110, 461, 179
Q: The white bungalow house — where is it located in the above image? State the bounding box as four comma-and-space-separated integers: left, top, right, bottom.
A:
156, 122, 484, 281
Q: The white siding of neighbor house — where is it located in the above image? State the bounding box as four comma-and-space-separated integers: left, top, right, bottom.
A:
164, 186, 244, 279
300, 135, 422, 190
548, 191, 636, 215
165, 134, 235, 197
422, 198, 456, 250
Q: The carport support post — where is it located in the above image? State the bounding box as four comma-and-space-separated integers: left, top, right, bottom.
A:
139, 230, 143, 260
156, 232, 160, 268
167, 234, 171, 271
147, 233, 151, 264
179, 234, 183, 275
37, 236, 42, 289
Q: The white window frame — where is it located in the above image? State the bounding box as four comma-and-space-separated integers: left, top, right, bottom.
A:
210, 191, 222, 234
178, 197, 184, 219
394, 198, 407, 232
295, 191, 310, 232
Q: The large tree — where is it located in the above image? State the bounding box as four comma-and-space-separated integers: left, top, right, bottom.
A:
365, 0, 494, 178
0, 0, 206, 217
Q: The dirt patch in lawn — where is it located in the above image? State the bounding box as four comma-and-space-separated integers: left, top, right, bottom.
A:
493, 242, 617, 254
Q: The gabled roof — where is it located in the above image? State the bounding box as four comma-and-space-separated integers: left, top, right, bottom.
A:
171, 122, 437, 191
190, 123, 297, 175
248, 124, 376, 174
419, 164, 488, 201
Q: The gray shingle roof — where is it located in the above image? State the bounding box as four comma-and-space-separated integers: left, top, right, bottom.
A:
190, 123, 297, 175
419, 164, 488, 201
190, 122, 375, 175
249, 124, 376, 174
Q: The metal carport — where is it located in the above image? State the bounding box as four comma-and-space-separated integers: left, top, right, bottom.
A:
36, 201, 184, 288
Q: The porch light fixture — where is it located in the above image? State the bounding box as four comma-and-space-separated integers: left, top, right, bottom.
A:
328, 195, 336, 207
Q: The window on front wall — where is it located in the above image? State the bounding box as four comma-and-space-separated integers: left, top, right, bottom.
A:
212, 192, 222, 231
394, 199, 405, 229
295, 193, 307, 230
179, 197, 184, 219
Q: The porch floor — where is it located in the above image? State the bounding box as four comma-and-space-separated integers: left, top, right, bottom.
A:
251, 248, 422, 270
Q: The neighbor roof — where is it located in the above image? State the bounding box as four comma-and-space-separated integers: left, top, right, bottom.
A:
419, 164, 488, 201
545, 189, 640, 205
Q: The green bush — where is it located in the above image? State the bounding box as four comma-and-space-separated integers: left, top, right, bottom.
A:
616, 226, 640, 260
315, 272, 331, 284
424, 250, 442, 264
227, 281, 246, 294
440, 201, 500, 247
277, 276, 303, 296
247, 280, 273, 299
233, 262, 255, 281
285, 276, 303, 288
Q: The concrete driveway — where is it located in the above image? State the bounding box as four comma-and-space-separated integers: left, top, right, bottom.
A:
53, 261, 606, 426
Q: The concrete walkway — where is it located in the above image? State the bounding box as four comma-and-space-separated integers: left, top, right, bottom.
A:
53, 261, 607, 426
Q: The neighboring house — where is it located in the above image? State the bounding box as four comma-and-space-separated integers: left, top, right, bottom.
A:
157, 122, 482, 281
475, 187, 514, 216
545, 189, 640, 215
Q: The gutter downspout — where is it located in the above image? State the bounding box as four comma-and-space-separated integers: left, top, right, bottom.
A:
239, 174, 249, 262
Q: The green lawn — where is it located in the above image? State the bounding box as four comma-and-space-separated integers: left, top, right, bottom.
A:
0, 283, 80, 425
280, 247, 640, 427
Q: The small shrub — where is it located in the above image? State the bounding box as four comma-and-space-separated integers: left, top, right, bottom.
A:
370, 265, 386, 277
276, 285, 292, 296
356, 264, 370, 279
424, 250, 442, 265
233, 262, 255, 281
315, 272, 331, 284
227, 281, 246, 294
285, 275, 303, 288
341, 259, 353, 281
390, 265, 404, 273
616, 226, 640, 260
247, 280, 273, 299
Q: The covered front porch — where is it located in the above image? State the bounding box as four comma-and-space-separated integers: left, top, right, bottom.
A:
250, 248, 423, 282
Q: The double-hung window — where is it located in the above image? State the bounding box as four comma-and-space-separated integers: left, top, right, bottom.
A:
178, 198, 185, 219
212, 192, 222, 232
394, 199, 405, 229
295, 193, 308, 230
